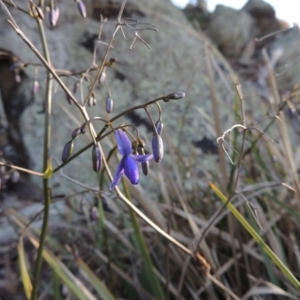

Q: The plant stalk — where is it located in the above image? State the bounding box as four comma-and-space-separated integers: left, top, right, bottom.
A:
31, 18, 53, 300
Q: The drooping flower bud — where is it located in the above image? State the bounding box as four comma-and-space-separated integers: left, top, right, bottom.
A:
0, 163, 6, 175
73, 81, 80, 94
49, 6, 59, 27
155, 120, 164, 135
71, 127, 82, 139
11, 170, 20, 183
65, 93, 72, 105
77, 0, 87, 18
152, 134, 164, 163
80, 123, 87, 134
98, 71, 106, 84
15, 72, 21, 83
92, 144, 101, 172
163, 91, 185, 102
90, 206, 99, 222
32, 80, 39, 94
106, 97, 113, 113
61, 140, 74, 162
88, 94, 96, 107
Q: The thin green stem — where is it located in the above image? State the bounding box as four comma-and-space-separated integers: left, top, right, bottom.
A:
31, 18, 53, 300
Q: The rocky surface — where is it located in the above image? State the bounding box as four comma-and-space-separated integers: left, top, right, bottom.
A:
0, 0, 237, 194
1, 0, 300, 197
204, 0, 298, 94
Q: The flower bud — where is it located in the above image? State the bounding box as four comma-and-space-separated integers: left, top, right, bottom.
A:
90, 206, 99, 222
71, 127, 81, 139
98, 71, 106, 84
33, 80, 39, 94
92, 144, 101, 172
0, 164, 6, 175
106, 97, 113, 113
152, 134, 164, 163
73, 81, 79, 94
65, 93, 72, 105
77, 0, 87, 18
15, 72, 21, 83
155, 120, 164, 135
88, 94, 96, 107
80, 123, 87, 134
49, 6, 59, 27
163, 91, 185, 102
61, 140, 74, 162
11, 170, 20, 183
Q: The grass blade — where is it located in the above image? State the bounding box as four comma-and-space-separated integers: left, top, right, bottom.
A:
123, 181, 165, 300
17, 237, 32, 299
76, 257, 116, 300
210, 182, 300, 290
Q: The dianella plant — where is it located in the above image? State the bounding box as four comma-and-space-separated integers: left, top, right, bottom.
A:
0, 1, 193, 299
1, 0, 300, 299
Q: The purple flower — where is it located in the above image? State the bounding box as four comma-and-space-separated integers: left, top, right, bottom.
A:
110, 129, 153, 190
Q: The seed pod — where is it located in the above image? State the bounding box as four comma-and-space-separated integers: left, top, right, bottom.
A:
71, 127, 81, 139
36, 6, 45, 20
77, 0, 87, 18
32, 80, 39, 94
141, 161, 149, 176
155, 120, 164, 135
106, 97, 113, 113
61, 140, 74, 162
49, 6, 59, 27
152, 134, 164, 163
30, 4, 44, 20
164, 91, 185, 102
138, 147, 149, 176
98, 71, 106, 84
107, 58, 117, 66
92, 144, 101, 172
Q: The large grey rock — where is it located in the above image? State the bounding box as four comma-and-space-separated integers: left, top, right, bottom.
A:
0, 0, 238, 193
243, 0, 275, 17
206, 5, 253, 58
242, 0, 281, 40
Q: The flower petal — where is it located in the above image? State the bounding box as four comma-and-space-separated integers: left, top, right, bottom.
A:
115, 129, 132, 155
124, 155, 139, 184
131, 154, 153, 162
109, 156, 125, 190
